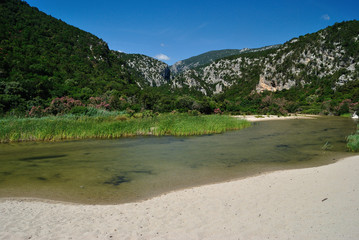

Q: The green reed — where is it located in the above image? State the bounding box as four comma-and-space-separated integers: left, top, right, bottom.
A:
0, 114, 250, 143
347, 125, 359, 152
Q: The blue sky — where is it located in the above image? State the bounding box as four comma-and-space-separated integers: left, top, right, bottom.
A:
26, 0, 359, 65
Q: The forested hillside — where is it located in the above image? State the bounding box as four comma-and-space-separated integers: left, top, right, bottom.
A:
171, 20, 359, 115
0, 0, 142, 114
1, 0, 358, 116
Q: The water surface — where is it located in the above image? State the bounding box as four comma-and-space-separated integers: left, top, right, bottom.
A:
0, 116, 356, 204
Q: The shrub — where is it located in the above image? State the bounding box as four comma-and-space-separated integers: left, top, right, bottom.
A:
46, 96, 84, 115
126, 108, 135, 117
188, 110, 200, 116
133, 113, 143, 118
214, 108, 222, 114
69, 106, 89, 115
142, 110, 154, 118
88, 97, 110, 110
27, 106, 46, 118
334, 99, 359, 115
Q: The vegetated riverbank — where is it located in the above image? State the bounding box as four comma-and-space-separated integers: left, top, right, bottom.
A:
0, 113, 250, 143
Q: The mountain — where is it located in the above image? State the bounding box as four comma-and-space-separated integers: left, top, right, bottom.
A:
1, 0, 358, 116
172, 20, 359, 96
115, 52, 170, 87
0, 0, 147, 114
170, 45, 280, 74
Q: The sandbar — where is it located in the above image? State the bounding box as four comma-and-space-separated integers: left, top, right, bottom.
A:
233, 114, 316, 122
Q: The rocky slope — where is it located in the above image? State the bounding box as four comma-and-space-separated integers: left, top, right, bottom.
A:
170, 21, 359, 95
170, 46, 280, 75
114, 52, 170, 88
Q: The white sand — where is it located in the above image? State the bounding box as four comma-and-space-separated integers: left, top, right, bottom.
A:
1, 156, 359, 240
233, 114, 316, 122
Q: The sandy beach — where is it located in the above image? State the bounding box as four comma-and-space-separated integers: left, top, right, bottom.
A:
1, 155, 358, 240
233, 114, 316, 122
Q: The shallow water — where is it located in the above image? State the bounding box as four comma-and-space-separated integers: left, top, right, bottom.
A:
0, 116, 357, 204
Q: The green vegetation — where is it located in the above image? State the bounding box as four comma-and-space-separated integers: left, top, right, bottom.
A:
1, 0, 359, 120
347, 125, 359, 152
0, 113, 250, 143
0, 0, 141, 115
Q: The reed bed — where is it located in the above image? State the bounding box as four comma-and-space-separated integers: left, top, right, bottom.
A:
0, 114, 250, 143
347, 125, 359, 152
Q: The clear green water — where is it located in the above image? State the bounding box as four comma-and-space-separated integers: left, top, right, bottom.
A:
0, 116, 357, 204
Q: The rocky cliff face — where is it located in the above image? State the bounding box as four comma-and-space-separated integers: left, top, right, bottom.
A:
170, 46, 280, 75
115, 52, 170, 87
255, 28, 359, 92
171, 21, 359, 95
119, 21, 359, 96
176, 56, 263, 94
170, 49, 248, 74
126, 54, 170, 87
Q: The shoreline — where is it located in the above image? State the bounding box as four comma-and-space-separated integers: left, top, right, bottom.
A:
232, 114, 317, 122
1, 155, 358, 239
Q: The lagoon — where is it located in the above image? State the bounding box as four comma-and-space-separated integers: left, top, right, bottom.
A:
0, 116, 356, 204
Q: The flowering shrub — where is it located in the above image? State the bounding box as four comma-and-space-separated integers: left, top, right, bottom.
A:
88, 97, 110, 110
108, 95, 127, 110
27, 106, 46, 117
46, 96, 84, 115
261, 95, 289, 115
334, 99, 358, 115
26, 96, 116, 117
214, 108, 222, 114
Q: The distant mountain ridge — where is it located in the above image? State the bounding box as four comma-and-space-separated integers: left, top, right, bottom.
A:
170, 45, 281, 74
169, 21, 359, 95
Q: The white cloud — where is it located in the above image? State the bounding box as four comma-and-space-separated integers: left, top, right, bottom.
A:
155, 53, 170, 61
160, 43, 165, 47
321, 14, 330, 20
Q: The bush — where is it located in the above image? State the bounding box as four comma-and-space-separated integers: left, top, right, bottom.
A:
188, 110, 200, 116
133, 113, 143, 118
214, 108, 222, 114
69, 106, 89, 115
142, 110, 154, 118
27, 106, 46, 118
46, 96, 84, 115
88, 96, 110, 110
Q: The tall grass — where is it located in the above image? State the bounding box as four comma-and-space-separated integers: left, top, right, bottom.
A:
0, 114, 250, 143
347, 125, 359, 152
